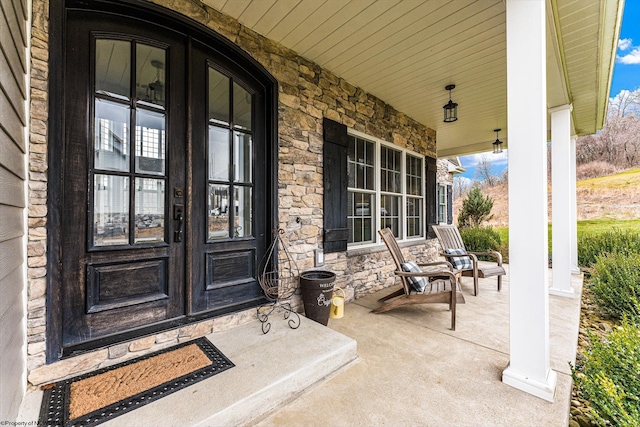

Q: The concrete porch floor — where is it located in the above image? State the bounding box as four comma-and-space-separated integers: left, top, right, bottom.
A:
18, 265, 583, 427
256, 264, 584, 427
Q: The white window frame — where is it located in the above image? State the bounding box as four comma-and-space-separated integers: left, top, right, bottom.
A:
438, 183, 448, 224
347, 128, 425, 248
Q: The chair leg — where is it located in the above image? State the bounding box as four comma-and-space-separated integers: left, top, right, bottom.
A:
450, 290, 456, 331
473, 274, 479, 296
497, 275, 502, 292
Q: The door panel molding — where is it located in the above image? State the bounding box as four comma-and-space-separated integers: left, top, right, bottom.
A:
86, 258, 169, 313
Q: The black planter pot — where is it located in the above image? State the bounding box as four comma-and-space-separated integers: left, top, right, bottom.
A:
300, 270, 336, 326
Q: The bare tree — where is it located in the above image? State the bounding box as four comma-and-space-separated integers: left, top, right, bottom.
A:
609, 89, 640, 117
474, 155, 499, 186
500, 167, 508, 185
575, 88, 640, 171
453, 176, 472, 198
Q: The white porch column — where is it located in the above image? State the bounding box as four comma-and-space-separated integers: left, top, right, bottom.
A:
503, 0, 557, 402
570, 136, 580, 274
550, 105, 575, 297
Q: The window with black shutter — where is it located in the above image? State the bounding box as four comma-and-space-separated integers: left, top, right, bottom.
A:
323, 119, 436, 251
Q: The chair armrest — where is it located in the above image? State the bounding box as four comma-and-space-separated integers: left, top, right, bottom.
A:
395, 270, 457, 282
417, 260, 454, 271
468, 250, 503, 266
440, 252, 463, 260
440, 251, 479, 269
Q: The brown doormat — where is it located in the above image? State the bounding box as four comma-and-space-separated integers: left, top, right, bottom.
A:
38, 337, 234, 427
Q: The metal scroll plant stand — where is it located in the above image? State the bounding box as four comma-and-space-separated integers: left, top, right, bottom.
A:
256, 229, 300, 334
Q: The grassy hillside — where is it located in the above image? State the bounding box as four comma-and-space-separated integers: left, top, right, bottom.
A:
454, 168, 640, 227
455, 169, 640, 257
576, 168, 640, 220
577, 168, 640, 190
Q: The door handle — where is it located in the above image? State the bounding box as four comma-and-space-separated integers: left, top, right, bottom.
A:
174, 204, 184, 242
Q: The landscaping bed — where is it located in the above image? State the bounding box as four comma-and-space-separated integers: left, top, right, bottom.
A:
569, 286, 617, 427
568, 235, 640, 427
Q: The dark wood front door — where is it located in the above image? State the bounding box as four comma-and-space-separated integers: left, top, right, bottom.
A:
60, 8, 270, 353
188, 40, 268, 314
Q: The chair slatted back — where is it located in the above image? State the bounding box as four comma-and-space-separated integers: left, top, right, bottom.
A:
432, 225, 467, 252
378, 228, 411, 294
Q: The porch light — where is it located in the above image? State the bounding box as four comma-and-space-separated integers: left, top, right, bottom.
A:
493, 129, 503, 154
443, 84, 458, 123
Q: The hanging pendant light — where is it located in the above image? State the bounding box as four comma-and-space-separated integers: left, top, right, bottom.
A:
493, 128, 503, 154
145, 60, 165, 104
443, 84, 458, 123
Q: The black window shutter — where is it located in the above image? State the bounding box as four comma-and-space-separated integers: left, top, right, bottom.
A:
425, 156, 438, 230
447, 184, 453, 225
323, 118, 349, 253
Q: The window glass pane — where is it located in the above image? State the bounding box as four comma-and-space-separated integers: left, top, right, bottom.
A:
348, 160, 356, 188
365, 139, 375, 166
234, 187, 252, 237
93, 174, 129, 246
407, 197, 423, 237
406, 155, 423, 196
209, 68, 229, 125
348, 136, 375, 190
135, 178, 164, 243
365, 162, 374, 191
362, 139, 375, 190
233, 82, 252, 130
136, 44, 165, 108
208, 184, 229, 240
357, 160, 365, 190
209, 127, 230, 181
234, 132, 252, 183
135, 109, 166, 175
96, 39, 130, 100
95, 99, 130, 172
380, 195, 401, 237
347, 136, 356, 162
348, 192, 373, 244
380, 146, 401, 193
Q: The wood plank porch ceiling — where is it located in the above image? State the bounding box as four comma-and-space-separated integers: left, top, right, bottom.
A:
203, 0, 623, 157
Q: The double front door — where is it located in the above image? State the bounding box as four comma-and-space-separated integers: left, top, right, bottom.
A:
60, 9, 271, 351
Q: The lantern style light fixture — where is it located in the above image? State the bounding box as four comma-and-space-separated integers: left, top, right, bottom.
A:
492, 128, 503, 154
443, 84, 458, 123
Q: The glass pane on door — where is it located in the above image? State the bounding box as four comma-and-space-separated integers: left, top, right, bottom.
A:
209, 69, 229, 125
234, 186, 252, 237
208, 127, 230, 181
234, 132, 252, 183
93, 174, 129, 246
135, 108, 166, 175
95, 40, 130, 99
233, 82, 251, 130
208, 184, 229, 240
135, 178, 165, 243
136, 44, 166, 108
94, 99, 130, 172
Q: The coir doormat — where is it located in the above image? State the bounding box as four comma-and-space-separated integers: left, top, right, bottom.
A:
38, 337, 234, 427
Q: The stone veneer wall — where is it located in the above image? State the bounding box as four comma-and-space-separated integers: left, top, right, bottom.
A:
26, 0, 442, 386
437, 159, 455, 185
27, 0, 50, 383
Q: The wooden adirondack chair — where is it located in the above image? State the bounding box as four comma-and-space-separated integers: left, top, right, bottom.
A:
375, 228, 464, 330
432, 224, 506, 296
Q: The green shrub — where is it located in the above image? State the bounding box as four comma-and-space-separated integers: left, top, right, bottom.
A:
589, 253, 640, 321
460, 226, 502, 261
571, 317, 640, 427
578, 229, 640, 268
457, 187, 494, 228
